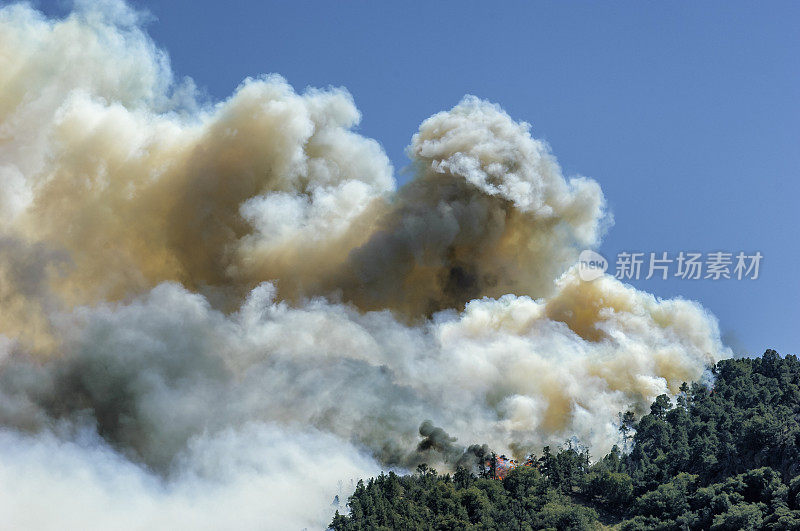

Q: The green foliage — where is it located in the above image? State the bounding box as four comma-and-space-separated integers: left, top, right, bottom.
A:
329, 464, 598, 530
331, 351, 800, 530
583, 468, 633, 511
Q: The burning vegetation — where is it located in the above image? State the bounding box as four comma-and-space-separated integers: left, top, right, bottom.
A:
333, 352, 800, 530
0, 2, 736, 528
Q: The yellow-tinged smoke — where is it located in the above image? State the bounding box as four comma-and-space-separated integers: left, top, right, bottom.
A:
0, 2, 729, 529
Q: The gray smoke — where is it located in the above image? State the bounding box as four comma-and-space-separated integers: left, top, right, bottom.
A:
0, 2, 730, 529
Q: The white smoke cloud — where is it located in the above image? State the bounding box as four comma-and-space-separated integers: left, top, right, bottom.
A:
0, 1, 730, 529
0, 424, 380, 531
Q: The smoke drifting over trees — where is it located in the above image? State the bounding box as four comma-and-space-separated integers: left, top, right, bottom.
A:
0, 2, 730, 528
332, 352, 800, 529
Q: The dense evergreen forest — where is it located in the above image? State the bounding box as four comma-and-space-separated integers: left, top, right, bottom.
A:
330, 350, 800, 530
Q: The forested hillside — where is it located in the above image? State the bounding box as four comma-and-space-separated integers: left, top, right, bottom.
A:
330, 350, 800, 530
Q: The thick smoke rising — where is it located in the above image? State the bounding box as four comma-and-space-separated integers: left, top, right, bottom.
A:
329, 96, 606, 316
0, 2, 730, 529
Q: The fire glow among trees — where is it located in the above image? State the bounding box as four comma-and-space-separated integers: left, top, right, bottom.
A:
333, 351, 800, 529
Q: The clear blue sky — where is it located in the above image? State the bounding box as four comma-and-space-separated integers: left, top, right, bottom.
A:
36, 1, 800, 357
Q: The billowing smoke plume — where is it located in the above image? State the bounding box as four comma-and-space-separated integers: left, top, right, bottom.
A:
0, 2, 729, 529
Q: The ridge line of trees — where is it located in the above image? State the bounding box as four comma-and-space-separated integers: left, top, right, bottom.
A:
331, 350, 800, 530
